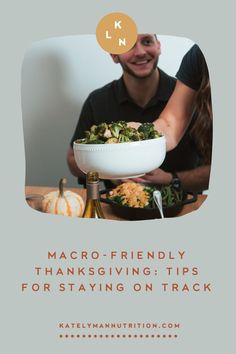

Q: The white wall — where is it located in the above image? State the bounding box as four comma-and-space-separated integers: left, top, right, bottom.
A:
21, 34, 193, 187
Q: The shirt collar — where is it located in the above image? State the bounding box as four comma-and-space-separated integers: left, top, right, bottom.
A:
115, 68, 175, 106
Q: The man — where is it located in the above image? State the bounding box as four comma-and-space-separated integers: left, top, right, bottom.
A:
67, 34, 209, 192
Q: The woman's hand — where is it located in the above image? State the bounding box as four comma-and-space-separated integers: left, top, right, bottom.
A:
127, 122, 141, 129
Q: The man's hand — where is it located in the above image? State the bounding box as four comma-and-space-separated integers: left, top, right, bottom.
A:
129, 168, 172, 185
67, 147, 86, 179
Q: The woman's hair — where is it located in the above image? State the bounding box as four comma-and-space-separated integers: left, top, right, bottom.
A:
190, 55, 213, 164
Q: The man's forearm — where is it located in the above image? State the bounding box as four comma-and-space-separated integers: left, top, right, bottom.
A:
177, 165, 211, 192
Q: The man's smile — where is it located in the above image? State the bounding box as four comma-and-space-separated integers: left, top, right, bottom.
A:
131, 58, 152, 66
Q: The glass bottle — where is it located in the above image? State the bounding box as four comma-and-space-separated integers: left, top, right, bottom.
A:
83, 171, 105, 219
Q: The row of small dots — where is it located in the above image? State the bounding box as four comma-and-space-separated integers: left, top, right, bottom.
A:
59, 334, 178, 339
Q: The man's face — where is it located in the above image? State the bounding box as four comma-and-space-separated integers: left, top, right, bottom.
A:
112, 34, 161, 79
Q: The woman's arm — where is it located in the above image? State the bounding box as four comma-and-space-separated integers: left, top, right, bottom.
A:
153, 80, 197, 151
128, 81, 197, 151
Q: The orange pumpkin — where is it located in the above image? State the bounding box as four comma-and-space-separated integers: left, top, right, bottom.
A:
42, 178, 85, 217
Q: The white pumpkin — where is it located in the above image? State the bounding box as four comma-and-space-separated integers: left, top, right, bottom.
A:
42, 178, 85, 217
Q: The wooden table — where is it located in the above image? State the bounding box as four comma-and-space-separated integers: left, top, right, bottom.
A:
25, 186, 207, 221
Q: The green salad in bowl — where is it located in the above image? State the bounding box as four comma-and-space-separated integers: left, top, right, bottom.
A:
76, 121, 162, 144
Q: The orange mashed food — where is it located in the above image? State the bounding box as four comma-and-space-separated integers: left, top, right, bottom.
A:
109, 182, 149, 208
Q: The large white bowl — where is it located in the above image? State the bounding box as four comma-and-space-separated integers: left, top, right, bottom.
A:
73, 136, 166, 179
